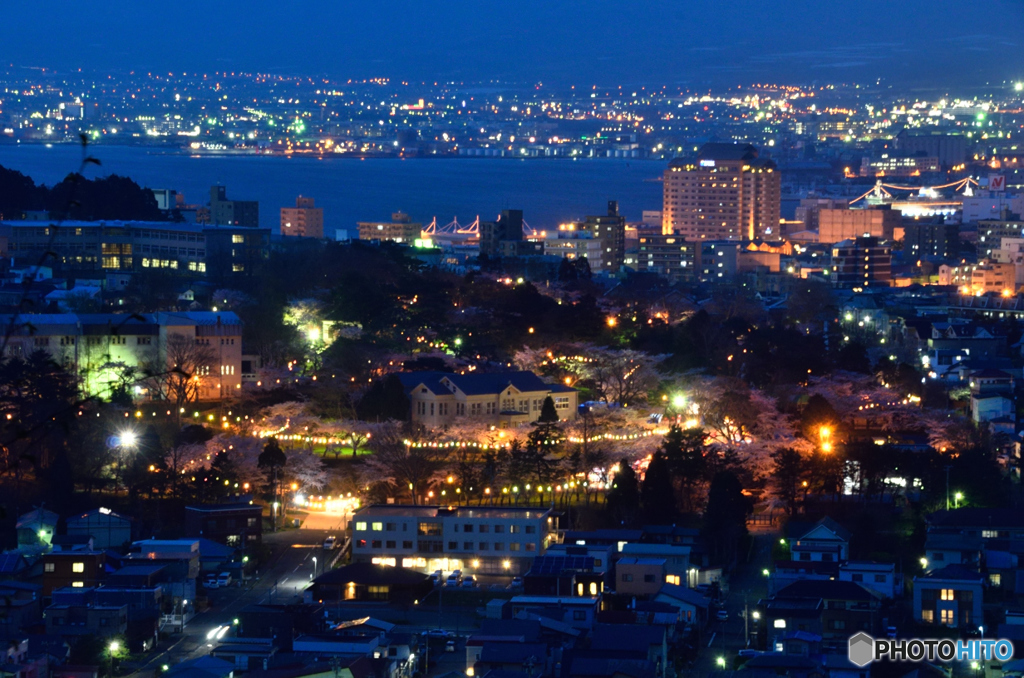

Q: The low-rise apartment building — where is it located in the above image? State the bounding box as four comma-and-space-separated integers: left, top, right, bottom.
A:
351, 505, 556, 575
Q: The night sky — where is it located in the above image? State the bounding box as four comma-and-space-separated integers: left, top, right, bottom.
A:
3, 0, 1023, 87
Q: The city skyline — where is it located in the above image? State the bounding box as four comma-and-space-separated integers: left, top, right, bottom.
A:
2, 0, 1024, 87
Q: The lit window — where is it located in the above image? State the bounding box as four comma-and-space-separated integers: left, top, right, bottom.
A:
773, 619, 786, 629
355, 522, 367, 531
72, 563, 85, 573
72, 582, 84, 588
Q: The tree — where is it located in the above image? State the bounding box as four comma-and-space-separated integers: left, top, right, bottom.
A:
357, 375, 410, 421
660, 425, 711, 513
149, 334, 216, 419
641, 452, 676, 524
360, 424, 444, 504
258, 438, 287, 522
607, 458, 640, 525
770, 447, 805, 516
703, 471, 750, 565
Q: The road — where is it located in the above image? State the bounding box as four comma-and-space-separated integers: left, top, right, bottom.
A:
127, 526, 334, 677
689, 528, 777, 677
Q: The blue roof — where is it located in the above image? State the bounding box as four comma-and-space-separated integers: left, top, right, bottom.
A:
398, 371, 573, 397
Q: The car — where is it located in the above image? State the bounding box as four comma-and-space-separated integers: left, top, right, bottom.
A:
217, 572, 233, 588
445, 640, 456, 653
716, 610, 729, 622
430, 573, 442, 587
510, 576, 524, 589
461, 576, 477, 588
446, 573, 462, 587
421, 629, 452, 640
323, 536, 337, 550
203, 574, 219, 589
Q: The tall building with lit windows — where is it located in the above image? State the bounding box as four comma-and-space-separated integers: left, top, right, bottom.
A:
662, 143, 781, 241
280, 196, 324, 238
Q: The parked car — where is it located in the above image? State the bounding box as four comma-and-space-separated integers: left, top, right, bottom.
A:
716, 610, 729, 622
445, 641, 456, 653
510, 576, 524, 589
421, 629, 453, 640
203, 573, 219, 589
217, 572, 233, 588
323, 536, 337, 550
446, 573, 462, 587
461, 576, 477, 588
430, 573, 443, 587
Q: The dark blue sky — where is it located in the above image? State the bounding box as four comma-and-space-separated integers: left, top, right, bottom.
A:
3, 0, 1023, 87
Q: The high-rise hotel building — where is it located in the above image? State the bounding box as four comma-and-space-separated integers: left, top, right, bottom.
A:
662, 143, 781, 241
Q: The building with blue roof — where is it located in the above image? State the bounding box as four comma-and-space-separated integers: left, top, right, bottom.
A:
398, 370, 577, 428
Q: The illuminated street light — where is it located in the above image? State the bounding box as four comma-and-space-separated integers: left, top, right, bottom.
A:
955, 492, 963, 509
671, 394, 686, 409
119, 430, 138, 448
716, 657, 726, 668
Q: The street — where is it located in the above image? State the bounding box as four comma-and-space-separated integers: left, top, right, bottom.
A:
689, 528, 777, 677
127, 526, 334, 677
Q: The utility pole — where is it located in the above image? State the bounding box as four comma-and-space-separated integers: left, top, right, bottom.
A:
945, 465, 952, 510
744, 598, 749, 647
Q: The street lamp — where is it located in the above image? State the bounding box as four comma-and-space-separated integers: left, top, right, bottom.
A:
312, 556, 318, 579
108, 641, 120, 677
716, 657, 726, 668
819, 426, 832, 454
955, 492, 963, 509
671, 394, 686, 410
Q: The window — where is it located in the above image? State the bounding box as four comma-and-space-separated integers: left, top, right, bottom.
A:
525, 526, 536, 534
72, 562, 85, 573
232, 235, 245, 244
773, 619, 787, 629
494, 543, 504, 552
464, 524, 473, 533
479, 542, 489, 551
44, 563, 54, 573
922, 610, 935, 623
573, 611, 586, 621
355, 522, 367, 531
448, 542, 458, 550
510, 525, 521, 534
798, 553, 810, 561
367, 585, 389, 600
357, 540, 366, 548
933, 552, 945, 562
940, 588, 954, 601
982, 530, 999, 538
851, 574, 863, 582
941, 609, 954, 625
479, 525, 489, 533
386, 541, 396, 549
525, 543, 536, 552
494, 525, 505, 534
990, 573, 1002, 586
72, 582, 84, 588
418, 522, 441, 536
371, 540, 382, 548
666, 574, 680, 586
594, 559, 602, 567
831, 620, 846, 630
372, 522, 383, 531
622, 574, 634, 582
464, 542, 473, 550
509, 543, 520, 552
403, 541, 413, 549
386, 523, 396, 531
643, 574, 656, 583
874, 574, 886, 583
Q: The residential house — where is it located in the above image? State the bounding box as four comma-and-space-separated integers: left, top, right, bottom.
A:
306, 562, 432, 604
65, 508, 132, 550
508, 596, 600, 630
522, 554, 604, 598
761, 580, 882, 654
619, 543, 691, 584
41, 551, 105, 597
913, 565, 984, 627
787, 517, 852, 563
185, 503, 263, 549
651, 584, 710, 626
837, 562, 901, 599
615, 559, 668, 598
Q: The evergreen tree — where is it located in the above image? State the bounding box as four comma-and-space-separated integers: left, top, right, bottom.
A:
607, 458, 640, 525
640, 452, 676, 524
703, 471, 750, 566
770, 447, 804, 515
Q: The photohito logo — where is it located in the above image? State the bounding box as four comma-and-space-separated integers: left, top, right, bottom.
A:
848, 633, 1014, 666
